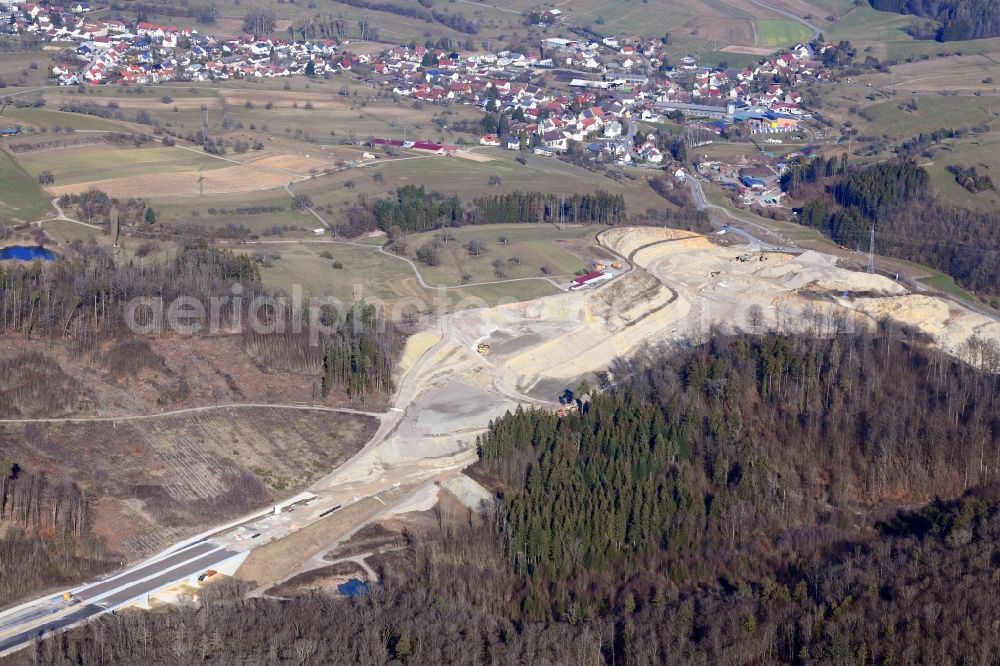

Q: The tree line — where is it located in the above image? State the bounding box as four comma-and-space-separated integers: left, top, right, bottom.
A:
869, 0, 1000, 40
336, 186, 628, 238
471, 191, 627, 226
0, 241, 259, 346
9, 132, 155, 155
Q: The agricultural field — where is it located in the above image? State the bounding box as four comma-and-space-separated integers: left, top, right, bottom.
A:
299, 149, 668, 218
859, 95, 996, 139
870, 54, 1000, 93
701, 51, 766, 69
17, 143, 226, 187
0, 146, 53, 223
232, 222, 589, 312
0, 49, 49, 87
154, 195, 318, 238
819, 3, 1000, 59
236, 240, 419, 306
1, 105, 135, 132
921, 132, 1000, 211
404, 223, 596, 287
754, 19, 814, 47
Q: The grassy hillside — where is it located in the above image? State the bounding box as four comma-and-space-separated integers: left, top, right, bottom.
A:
0, 147, 52, 223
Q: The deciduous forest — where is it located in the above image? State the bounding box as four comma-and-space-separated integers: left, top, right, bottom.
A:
784, 157, 1000, 295
0, 461, 116, 607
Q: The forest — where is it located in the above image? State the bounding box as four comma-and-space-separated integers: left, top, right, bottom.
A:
336, 186, 628, 237
0, 241, 260, 345
0, 460, 117, 608
868, 0, 1000, 40
784, 157, 1000, 295
320, 303, 404, 398
0, 241, 404, 402
18, 328, 1000, 664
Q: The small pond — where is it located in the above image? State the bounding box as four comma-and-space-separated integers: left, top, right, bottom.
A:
337, 578, 371, 597
0, 246, 57, 261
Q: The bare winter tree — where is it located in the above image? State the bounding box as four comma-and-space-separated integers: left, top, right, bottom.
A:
745, 304, 765, 334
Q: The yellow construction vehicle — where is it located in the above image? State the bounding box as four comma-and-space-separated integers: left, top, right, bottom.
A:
62, 591, 74, 603
556, 403, 579, 418
477, 343, 490, 355
611, 262, 623, 270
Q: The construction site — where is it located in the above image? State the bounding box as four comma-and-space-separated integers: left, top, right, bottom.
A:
3, 224, 999, 655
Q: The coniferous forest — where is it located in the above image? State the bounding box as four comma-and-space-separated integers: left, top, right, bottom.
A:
321, 303, 404, 398
18, 328, 1000, 665
336, 186, 628, 237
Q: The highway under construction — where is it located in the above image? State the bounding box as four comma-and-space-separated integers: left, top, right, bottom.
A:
3, 219, 999, 657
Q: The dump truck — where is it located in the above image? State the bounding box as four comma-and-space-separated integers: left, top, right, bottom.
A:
477, 343, 490, 355
611, 262, 623, 270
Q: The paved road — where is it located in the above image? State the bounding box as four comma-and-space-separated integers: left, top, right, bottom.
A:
75, 542, 218, 602
0, 604, 102, 654
88, 547, 240, 608
687, 176, 789, 250
0, 541, 242, 656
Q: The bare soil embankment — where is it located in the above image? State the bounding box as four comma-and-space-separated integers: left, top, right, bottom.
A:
0, 407, 376, 557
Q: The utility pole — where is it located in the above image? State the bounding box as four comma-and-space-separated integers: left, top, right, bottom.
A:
867, 222, 875, 274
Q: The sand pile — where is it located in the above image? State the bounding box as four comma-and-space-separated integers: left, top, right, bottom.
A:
383, 483, 439, 516
497, 287, 691, 392
756, 251, 905, 294
593, 269, 674, 330
395, 330, 441, 378
441, 475, 492, 511
851, 294, 1000, 355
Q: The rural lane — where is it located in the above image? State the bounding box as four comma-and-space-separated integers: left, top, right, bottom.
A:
281, 182, 570, 292
0, 402, 384, 425
746, 0, 822, 41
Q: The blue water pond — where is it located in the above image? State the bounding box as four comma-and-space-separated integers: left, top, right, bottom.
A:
0, 246, 57, 261
337, 578, 371, 597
